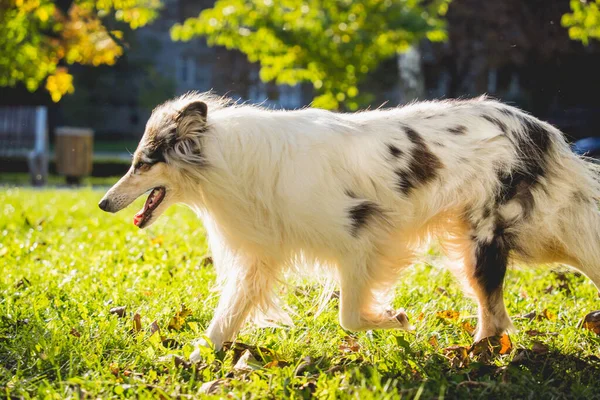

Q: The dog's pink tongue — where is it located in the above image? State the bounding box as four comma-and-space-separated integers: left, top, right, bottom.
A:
133, 203, 149, 226
133, 212, 143, 226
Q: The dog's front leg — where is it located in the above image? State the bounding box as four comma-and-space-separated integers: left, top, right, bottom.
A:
338, 258, 413, 332
190, 255, 274, 362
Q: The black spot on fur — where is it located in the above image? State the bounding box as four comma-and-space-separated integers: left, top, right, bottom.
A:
495, 116, 553, 217
474, 232, 510, 295
387, 144, 403, 158
395, 125, 443, 195
498, 108, 514, 117
448, 125, 467, 135
145, 137, 175, 164
348, 201, 381, 237
395, 169, 413, 194
482, 115, 508, 134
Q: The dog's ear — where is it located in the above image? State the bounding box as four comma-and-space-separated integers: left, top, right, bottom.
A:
177, 101, 207, 124
170, 101, 208, 165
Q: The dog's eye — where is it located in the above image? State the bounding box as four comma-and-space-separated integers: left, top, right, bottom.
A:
134, 161, 145, 170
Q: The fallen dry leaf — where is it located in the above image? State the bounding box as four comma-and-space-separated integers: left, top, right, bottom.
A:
428, 336, 439, 348
531, 341, 550, 355
222, 342, 275, 364
541, 308, 556, 321
461, 321, 476, 335
132, 313, 142, 333
522, 311, 537, 320
233, 349, 262, 373
443, 345, 470, 368
70, 328, 81, 338
437, 310, 460, 321
168, 304, 193, 331
199, 379, 231, 395
581, 310, 600, 335
109, 306, 127, 318
263, 360, 290, 369
149, 320, 160, 335
110, 362, 120, 377
339, 336, 360, 353
470, 334, 513, 362
525, 330, 558, 337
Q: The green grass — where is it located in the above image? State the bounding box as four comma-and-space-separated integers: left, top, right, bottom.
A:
1, 188, 600, 399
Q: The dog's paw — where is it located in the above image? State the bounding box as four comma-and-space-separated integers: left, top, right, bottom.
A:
189, 338, 212, 364
386, 308, 415, 331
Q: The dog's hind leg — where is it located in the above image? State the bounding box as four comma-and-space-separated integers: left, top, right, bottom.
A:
549, 204, 600, 290
337, 251, 414, 332
448, 222, 514, 341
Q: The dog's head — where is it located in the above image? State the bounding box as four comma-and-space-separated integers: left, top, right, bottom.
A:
98, 95, 210, 228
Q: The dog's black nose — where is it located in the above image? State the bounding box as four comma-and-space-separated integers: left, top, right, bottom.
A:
98, 198, 109, 211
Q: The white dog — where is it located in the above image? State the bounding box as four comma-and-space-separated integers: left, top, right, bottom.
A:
99, 92, 600, 360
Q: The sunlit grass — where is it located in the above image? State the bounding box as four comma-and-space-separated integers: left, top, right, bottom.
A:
1, 188, 599, 398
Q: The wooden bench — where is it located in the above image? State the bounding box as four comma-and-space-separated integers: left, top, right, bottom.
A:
0, 106, 49, 185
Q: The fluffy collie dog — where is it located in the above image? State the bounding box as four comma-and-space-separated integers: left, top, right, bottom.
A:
99, 92, 600, 360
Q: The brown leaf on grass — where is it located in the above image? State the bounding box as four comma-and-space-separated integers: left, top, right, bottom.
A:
525, 330, 558, 337
540, 308, 556, 321
531, 341, 550, 354
520, 309, 556, 321
437, 310, 460, 321
167, 304, 193, 331
264, 360, 290, 369
470, 334, 513, 362
109, 362, 120, 377
109, 306, 127, 318
581, 310, 600, 335
222, 342, 275, 364
461, 321, 476, 335
70, 328, 81, 338
522, 311, 537, 320
339, 336, 360, 353
428, 336, 439, 348
443, 345, 470, 368
435, 287, 449, 297
149, 320, 160, 335
199, 379, 231, 395
233, 349, 262, 373
132, 313, 142, 333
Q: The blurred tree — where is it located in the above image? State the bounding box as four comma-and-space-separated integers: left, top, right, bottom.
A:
0, 0, 161, 102
171, 0, 450, 110
562, 0, 600, 44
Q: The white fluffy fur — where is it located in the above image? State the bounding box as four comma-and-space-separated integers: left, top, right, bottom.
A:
100, 92, 600, 360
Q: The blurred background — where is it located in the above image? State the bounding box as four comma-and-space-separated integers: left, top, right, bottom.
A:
1, 0, 600, 185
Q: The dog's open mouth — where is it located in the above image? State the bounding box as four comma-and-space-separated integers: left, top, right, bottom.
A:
133, 187, 166, 228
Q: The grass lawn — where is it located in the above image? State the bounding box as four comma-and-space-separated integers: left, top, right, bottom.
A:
1, 188, 600, 399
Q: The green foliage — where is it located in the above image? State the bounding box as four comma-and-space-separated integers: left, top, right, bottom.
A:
171, 0, 450, 110
0, 0, 161, 101
1, 187, 600, 398
562, 0, 600, 45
